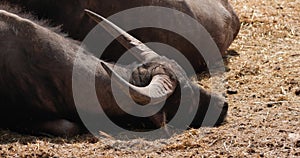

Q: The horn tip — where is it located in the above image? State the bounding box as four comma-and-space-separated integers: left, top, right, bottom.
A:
84, 9, 104, 22
84, 9, 93, 16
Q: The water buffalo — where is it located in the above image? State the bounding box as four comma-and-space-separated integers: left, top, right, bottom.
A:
0, 4, 228, 137
4, 0, 240, 72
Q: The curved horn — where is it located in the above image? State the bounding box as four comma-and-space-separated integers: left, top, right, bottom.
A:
85, 9, 160, 62
101, 62, 177, 105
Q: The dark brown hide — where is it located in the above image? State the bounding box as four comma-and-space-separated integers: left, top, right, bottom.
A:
0, 4, 228, 137
4, 0, 240, 72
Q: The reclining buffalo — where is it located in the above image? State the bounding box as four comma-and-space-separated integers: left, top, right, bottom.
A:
4, 0, 240, 72
0, 1, 239, 137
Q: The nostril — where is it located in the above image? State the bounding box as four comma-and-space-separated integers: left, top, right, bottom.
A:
223, 102, 229, 111
213, 101, 229, 126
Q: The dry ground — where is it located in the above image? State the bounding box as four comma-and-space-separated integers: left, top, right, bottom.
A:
0, 0, 299, 157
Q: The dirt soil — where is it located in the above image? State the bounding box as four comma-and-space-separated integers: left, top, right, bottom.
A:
0, 0, 299, 157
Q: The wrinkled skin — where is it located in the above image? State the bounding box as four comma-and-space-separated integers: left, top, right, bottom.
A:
4, 0, 240, 72
0, 4, 228, 137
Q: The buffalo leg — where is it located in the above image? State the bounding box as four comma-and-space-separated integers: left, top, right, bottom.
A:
14, 119, 83, 137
